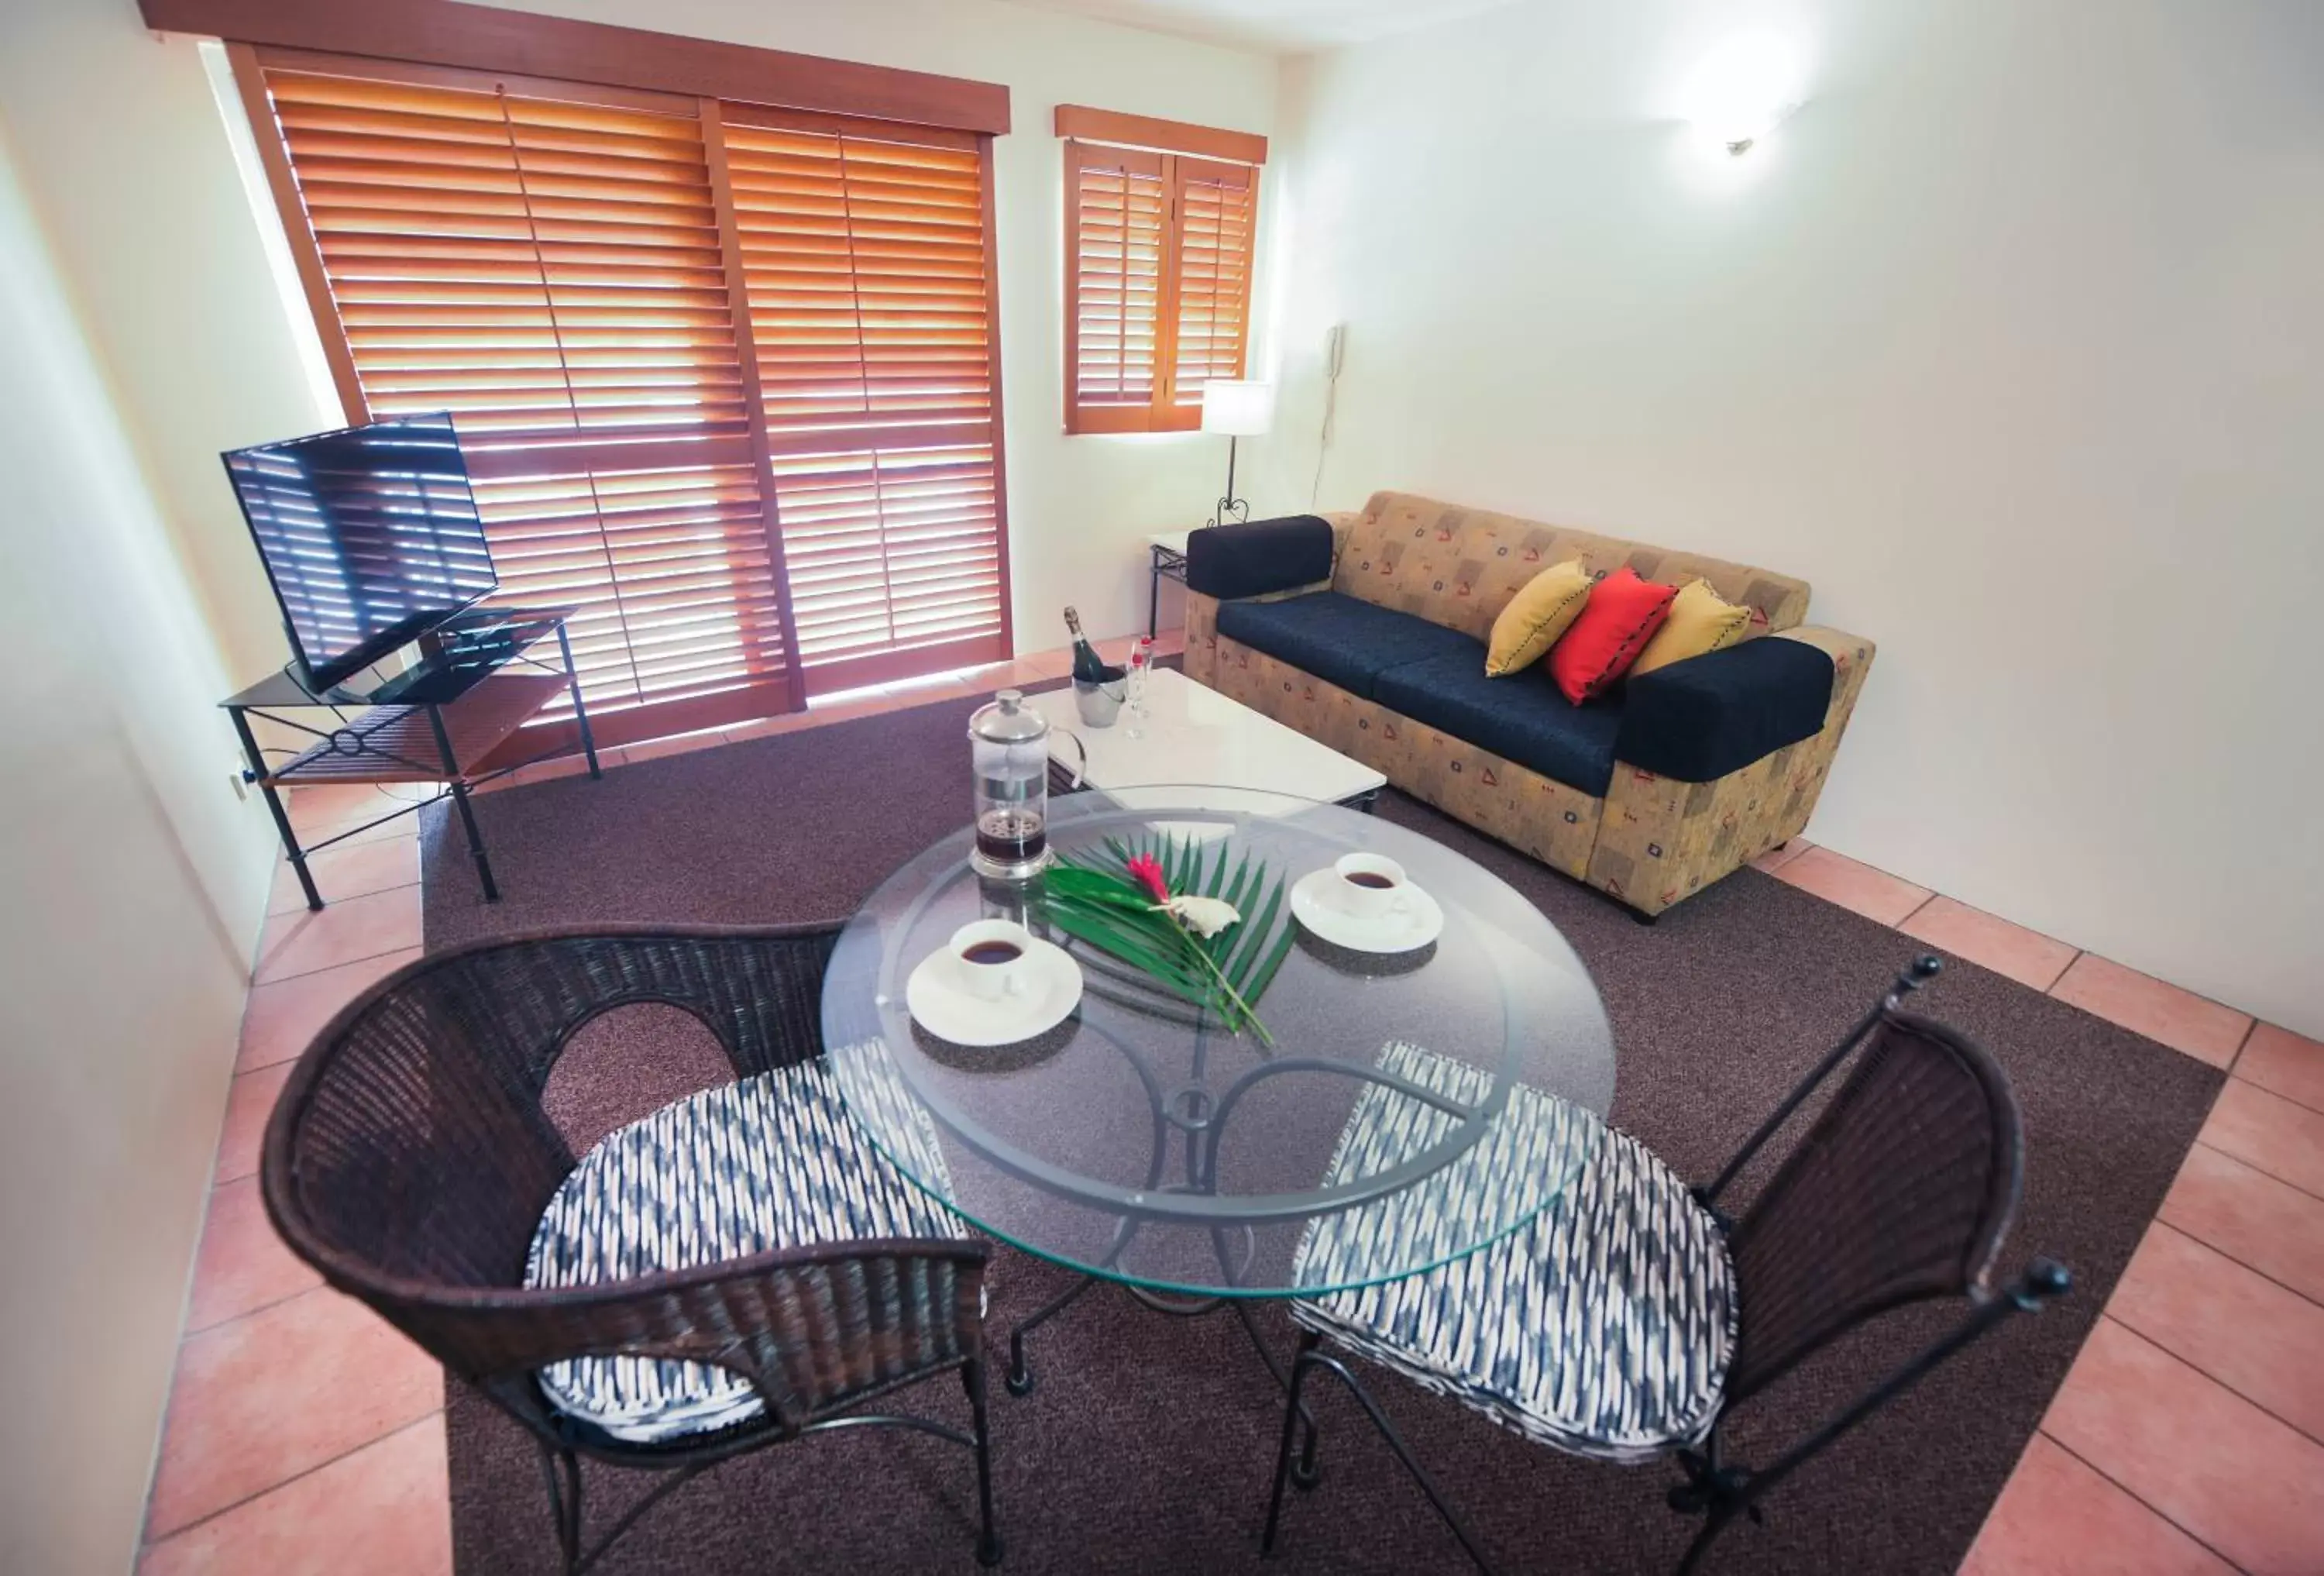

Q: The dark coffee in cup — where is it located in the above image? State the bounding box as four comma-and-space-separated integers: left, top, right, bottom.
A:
962, 941, 1023, 965
1344, 872, 1397, 890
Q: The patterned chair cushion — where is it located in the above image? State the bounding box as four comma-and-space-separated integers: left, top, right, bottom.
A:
1292, 1044, 1735, 1465
524, 1049, 961, 1444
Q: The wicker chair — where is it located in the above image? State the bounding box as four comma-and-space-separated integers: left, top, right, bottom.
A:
260, 924, 1002, 1574
1260, 957, 2071, 1574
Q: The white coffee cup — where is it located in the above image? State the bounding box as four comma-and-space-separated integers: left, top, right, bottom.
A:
1332, 852, 1415, 922
949, 918, 1036, 1002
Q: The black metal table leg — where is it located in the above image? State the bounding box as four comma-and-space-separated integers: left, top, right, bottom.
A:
425, 702, 500, 902
229, 706, 321, 910
555, 620, 602, 778
1005, 1272, 1098, 1395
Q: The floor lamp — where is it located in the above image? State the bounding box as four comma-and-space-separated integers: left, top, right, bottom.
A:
1202, 380, 1275, 528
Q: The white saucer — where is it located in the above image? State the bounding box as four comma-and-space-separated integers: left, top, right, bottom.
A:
905, 937, 1083, 1047
1289, 869, 1446, 955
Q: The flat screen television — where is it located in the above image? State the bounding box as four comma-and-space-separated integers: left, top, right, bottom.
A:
222, 411, 499, 693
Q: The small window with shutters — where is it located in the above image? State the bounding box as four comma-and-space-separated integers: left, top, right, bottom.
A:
1057, 107, 1264, 435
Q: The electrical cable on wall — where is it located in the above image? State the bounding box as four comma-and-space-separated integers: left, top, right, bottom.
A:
1308, 323, 1345, 509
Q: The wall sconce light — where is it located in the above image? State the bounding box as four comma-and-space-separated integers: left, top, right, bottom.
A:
1683, 34, 1807, 156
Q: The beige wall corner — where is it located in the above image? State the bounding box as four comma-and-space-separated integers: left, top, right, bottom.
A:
0, 126, 277, 1575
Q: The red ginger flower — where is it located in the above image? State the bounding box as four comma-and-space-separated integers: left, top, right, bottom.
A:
1126, 852, 1170, 904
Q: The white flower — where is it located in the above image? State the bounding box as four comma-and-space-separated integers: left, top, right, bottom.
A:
1157, 895, 1242, 938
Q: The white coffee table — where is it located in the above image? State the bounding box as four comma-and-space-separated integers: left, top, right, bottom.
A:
1024, 666, 1384, 812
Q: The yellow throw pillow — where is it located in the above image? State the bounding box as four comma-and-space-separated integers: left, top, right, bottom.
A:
1484, 560, 1594, 676
1631, 579, 1753, 676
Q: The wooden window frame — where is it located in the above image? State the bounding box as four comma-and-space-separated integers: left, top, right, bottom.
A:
1057, 105, 1264, 435
195, 13, 1016, 743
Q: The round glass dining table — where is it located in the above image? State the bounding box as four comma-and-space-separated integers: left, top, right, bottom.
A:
822, 786, 1616, 1302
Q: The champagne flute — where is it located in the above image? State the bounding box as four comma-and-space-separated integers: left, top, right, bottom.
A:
1124, 635, 1153, 738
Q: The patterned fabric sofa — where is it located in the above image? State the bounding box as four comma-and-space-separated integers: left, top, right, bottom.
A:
1181, 491, 1875, 919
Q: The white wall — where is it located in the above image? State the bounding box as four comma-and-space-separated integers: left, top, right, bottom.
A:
1, 0, 1280, 683
0, 128, 277, 1575
1261, 0, 2324, 1037
0, 3, 345, 686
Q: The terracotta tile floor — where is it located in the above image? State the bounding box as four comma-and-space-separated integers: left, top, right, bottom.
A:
138, 635, 2322, 1573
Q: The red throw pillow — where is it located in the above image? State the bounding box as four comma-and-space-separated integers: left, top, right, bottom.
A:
1548, 566, 1678, 704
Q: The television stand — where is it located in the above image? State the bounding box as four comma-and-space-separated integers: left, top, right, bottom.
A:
220, 606, 599, 910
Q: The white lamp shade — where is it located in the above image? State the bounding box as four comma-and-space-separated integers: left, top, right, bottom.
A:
1200, 380, 1275, 437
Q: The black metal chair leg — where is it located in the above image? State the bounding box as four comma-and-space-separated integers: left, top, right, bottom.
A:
1260, 1334, 1319, 1555
1674, 1506, 1736, 1576
1262, 1344, 1497, 1573
1227, 1297, 1322, 1463
1006, 1273, 1096, 1395
536, 1441, 582, 1576
964, 1360, 1005, 1566
1292, 1408, 1321, 1491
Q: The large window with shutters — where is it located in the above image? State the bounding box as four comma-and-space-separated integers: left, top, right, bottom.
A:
225, 43, 1012, 745
1057, 105, 1265, 435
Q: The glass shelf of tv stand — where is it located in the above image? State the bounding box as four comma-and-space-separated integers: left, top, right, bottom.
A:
218, 606, 594, 909
222, 607, 584, 788
218, 605, 576, 713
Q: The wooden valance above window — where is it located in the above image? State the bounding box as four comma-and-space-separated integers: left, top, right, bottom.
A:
139, 0, 1011, 133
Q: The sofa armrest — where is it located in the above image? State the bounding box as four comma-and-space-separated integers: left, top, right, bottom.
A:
1184, 515, 1336, 600
1614, 635, 1837, 783
1769, 625, 1879, 731
1587, 626, 1875, 916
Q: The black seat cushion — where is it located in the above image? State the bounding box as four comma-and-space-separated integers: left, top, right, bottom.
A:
1614, 637, 1834, 783
1215, 592, 1480, 700
1375, 652, 1623, 797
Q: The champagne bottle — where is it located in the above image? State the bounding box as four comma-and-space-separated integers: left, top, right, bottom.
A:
1063, 606, 1111, 684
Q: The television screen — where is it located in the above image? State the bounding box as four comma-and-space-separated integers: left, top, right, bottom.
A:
222, 412, 499, 692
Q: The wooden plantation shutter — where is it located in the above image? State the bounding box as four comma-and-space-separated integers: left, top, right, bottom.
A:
237, 53, 798, 743
1167, 158, 1257, 418
230, 43, 1012, 742
1057, 106, 1265, 435
720, 109, 1010, 693
1064, 143, 1167, 430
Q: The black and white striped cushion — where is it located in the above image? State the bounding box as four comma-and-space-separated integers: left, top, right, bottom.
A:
524, 1047, 962, 1444
1292, 1042, 1734, 1464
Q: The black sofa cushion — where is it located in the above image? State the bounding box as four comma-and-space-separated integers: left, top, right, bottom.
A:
1185, 515, 1336, 600
1215, 592, 1480, 700
1615, 636, 1834, 783
1374, 652, 1624, 797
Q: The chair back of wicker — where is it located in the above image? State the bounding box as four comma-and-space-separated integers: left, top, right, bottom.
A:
257, 924, 988, 1450
1721, 1008, 2023, 1406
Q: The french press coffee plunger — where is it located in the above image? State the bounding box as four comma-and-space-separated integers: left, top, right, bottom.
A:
968, 690, 1087, 880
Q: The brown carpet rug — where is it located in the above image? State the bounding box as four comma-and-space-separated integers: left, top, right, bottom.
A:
419, 684, 2219, 1574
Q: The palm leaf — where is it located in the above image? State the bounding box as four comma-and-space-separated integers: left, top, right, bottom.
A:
1243, 907, 1299, 1005
1043, 909, 1210, 1009
1222, 852, 1253, 913
1220, 872, 1284, 989
1038, 824, 1305, 1039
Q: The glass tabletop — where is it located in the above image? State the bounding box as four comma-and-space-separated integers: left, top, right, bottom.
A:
823, 786, 1616, 1298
